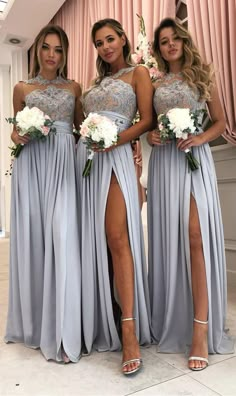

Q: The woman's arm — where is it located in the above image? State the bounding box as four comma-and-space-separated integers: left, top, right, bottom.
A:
73, 81, 84, 130
177, 83, 226, 151
11, 83, 30, 145
116, 66, 154, 146
200, 84, 226, 144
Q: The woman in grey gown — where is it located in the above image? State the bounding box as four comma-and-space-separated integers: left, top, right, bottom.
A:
147, 18, 234, 371
76, 19, 153, 375
5, 25, 83, 363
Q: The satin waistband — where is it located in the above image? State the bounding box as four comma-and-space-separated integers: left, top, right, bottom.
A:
53, 121, 73, 135
96, 111, 131, 132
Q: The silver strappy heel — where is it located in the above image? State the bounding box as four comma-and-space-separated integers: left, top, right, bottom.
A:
188, 318, 209, 371
121, 317, 142, 376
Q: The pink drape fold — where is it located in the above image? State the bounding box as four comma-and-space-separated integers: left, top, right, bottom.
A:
52, 0, 175, 89
187, 0, 236, 144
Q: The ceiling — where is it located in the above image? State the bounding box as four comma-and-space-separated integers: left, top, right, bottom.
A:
0, 0, 66, 62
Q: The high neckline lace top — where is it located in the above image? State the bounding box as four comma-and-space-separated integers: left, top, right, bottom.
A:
27, 74, 70, 85
83, 66, 137, 121
107, 66, 134, 79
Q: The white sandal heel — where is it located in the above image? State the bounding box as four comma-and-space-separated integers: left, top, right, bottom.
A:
188, 318, 209, 371
121, 317, 142, 376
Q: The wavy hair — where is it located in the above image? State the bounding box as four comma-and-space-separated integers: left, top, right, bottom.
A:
153, 18, 214, 100
91, 18, 134, 84
30, 24, 69, 79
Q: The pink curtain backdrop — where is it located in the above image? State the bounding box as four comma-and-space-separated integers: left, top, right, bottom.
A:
52, 0, 175, 89
187, 0, 236, 145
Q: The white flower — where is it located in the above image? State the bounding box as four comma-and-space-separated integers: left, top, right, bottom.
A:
80, 113, 119, 177
16, 106, 45, 135
167, 108, 196, 138
6, 106, 54, 159
157, 107, 204, 171
80, 112, 118, 148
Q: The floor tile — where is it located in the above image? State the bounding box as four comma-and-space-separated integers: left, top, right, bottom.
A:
189, 356, 236, 396
132, 374, 220, 395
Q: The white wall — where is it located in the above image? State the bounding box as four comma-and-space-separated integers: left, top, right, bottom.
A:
0, 65, 11, 235
0, 50, 28, 234
212, 144, 236, 285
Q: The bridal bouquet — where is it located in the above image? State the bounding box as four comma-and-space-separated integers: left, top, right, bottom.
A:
6, 106, 55, 158
80, 112, 119, 177
158, 108, 205, 171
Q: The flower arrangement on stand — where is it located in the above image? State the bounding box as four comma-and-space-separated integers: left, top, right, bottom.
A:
132, 14, 162, 83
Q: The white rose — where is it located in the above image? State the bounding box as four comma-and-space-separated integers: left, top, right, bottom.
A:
167, 108, 196, 137
16, 106, 45, 135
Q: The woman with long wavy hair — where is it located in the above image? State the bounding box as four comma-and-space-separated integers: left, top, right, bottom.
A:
147, 18, 234, 371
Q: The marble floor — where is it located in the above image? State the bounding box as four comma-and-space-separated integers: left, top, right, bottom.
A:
0, 235, 235, 396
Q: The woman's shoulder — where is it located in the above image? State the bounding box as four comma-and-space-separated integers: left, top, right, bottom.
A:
14, 81, 26, 95
132, 65, 153, 85
70, 80, 82, 95
133, 64, 150, 77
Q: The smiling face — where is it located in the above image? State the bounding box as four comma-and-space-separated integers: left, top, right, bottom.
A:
38, 33, 63, 74
159, 26, 184, 65
94, 25, 126, 65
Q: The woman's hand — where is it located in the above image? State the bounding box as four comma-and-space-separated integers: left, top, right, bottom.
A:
92, 142, 118, 153
177, 134, 203, 151
147, 130, 171, 146
11, 129, 30, 145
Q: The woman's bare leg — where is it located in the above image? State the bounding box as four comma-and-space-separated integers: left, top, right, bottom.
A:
188, 195, 208, 369
105, 173, 140, 374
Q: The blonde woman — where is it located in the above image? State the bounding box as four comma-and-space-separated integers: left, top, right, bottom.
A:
5, 25, 83, 363
76, 18, 153, 375
147, 18, 234, 371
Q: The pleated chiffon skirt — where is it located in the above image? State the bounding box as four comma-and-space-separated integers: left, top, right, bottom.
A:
76, 111, 151, 353
5, 121, 82, 362
147, 140, 235, 354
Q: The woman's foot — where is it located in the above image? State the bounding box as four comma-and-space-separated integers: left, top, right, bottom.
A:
61, 346, 70, 364
121, 317, 142, 375
188, 318, 208, 371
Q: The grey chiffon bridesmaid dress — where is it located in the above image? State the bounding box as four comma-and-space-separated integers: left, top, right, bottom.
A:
5, 75, 82, 362
76, 67, 151, 353
148, 73, 234, 354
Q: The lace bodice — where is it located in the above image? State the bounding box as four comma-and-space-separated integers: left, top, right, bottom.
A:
83, 68, 137, 121
153, 73, 206, 117
24, 76, 75, 124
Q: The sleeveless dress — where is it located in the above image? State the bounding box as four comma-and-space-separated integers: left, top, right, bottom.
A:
76, 67, 151, 353
148, 73, 235, 354
5, 75, 82, 362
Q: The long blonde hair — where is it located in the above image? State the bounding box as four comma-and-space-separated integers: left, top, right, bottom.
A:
91, 18, 134, 84
153, 18, 214, 100
30, 24, 69, 79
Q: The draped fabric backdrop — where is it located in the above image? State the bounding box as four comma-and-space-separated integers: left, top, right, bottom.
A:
187, 0, 236, 144
52, 0, 236, 143
52, 0, 175, 90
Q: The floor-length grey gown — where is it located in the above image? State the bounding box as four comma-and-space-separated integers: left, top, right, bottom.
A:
5, 75, 82, 362
76, 67, 151, 353
148, 72, 234, 354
